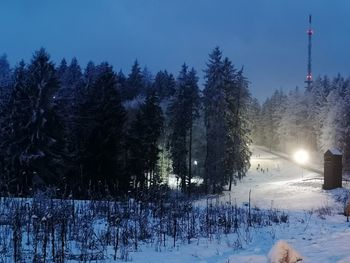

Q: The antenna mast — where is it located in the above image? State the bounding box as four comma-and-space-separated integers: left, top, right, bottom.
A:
305, 14, 313, 90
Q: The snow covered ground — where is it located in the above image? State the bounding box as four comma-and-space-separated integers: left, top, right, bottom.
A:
3, 146, 350, 262
133, 146, 350, 262
223, 146, 337, 211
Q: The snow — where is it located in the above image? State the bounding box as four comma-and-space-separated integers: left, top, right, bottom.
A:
216, 146, 335, 211
328, 148, 342, 156
132, 146, 350, 262
3, 146, 350, 262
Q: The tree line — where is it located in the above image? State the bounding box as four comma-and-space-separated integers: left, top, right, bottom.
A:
253, 75, 350, 172
0, 47, 252, 198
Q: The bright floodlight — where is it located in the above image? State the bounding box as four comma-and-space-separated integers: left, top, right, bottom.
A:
293, 149, 309, 165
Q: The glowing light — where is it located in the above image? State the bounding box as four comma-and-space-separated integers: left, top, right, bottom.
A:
293, 149, 309, 165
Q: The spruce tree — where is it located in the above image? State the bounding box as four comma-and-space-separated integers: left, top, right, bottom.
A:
204, 48, 252, 193
128, 90, 163, 194
203, 48, 227, 193
168, 64, 189, 192
248, 97, 262, 145
3, 49, 66, 194
123, 60, 144, 101
230, 69, 252, 187
167, 64, 200, 194
77, 63, 126, 197
184, 68, 201, 195
154, 70, 176, 100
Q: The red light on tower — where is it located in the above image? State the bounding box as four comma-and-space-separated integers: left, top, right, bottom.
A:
307, 29, 313, 35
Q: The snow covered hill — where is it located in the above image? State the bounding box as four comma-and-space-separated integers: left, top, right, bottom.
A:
135, 146, 350, 262
2, 146, 350, 263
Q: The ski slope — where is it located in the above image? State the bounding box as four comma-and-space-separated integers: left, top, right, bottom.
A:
135, 146, 350, 262
225, 145, 339, 211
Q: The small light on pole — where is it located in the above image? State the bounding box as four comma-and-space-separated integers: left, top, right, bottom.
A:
193, 160, 198, 179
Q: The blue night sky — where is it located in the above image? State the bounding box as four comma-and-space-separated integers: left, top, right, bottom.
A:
1, 1, 350, 101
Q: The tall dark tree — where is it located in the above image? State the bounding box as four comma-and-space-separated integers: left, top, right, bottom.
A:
56, 58, 68, 80
185, 68, 201, 195
55, 58, 85, 191
0, 55, 13, 188
260, 89, 286, 151
0, 61, 26, 194
0, 54, 13, 106
77, 63, 126, 197
168, 64, 200, 194
2, 49, 66, 194
128, 90, 163, 193
203, 48, 227, 193
153, 70, 176, 100
168, 65, 188, 192
223, 60, 252, 190
122, 60, 144, 101
84, 61, 98, 86
248, 97, 262, 145
203, 48, 252, 193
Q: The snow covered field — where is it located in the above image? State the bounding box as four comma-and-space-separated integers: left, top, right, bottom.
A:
2, 146, 350, 263
135, 146, 350, 262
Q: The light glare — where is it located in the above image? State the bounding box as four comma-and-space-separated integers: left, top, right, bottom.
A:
293, 149, 309, 165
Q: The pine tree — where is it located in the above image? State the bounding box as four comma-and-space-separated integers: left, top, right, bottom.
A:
122, 60, 144, 101
56, 58, 68, 80
153, 70, 176, 186
260, 89, 286, 151
342, 77, 350, 172
222, 58, 251, 190
56, 58, 84, 131
128, 90, 163, 194
203, 48, 252, 193
248, 97, 262, 145
0, 61, 25, 194
55, 58, 85, 193
77, 63, 126, 197
167, 64, 201, 194
277, 87, 308, 152
0, 55, 13, 191
84, 61, 98, 86
306, 76, 331, 153
2, 49, 66, 194
154, 70, 176, 100
142, 67, 154, 94
0, 54, 13, 98
184, 68, 201, 194
319, 76, 348, 153
203, 48, 227, 193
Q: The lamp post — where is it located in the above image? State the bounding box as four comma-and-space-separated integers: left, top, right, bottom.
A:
293, 149, 309, 179
193, 160, 198, 179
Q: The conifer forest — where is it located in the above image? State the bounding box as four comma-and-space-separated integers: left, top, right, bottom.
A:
0, 47, 349, 200
0, 47, 252, 199
2, 2, 350, 262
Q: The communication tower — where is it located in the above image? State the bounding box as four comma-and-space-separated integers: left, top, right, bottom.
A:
305, 15, 313, 90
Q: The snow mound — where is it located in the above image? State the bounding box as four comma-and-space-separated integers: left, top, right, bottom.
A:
268, 240, 303, 263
